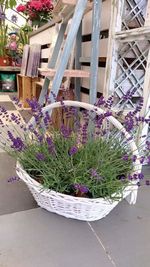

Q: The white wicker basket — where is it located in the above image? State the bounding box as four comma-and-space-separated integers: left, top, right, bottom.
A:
16, 101, 142, 221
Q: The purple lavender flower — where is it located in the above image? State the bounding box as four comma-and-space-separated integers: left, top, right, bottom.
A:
132, 97, 144, 115
132, 155, 137, 162
12, 96, 22, 108
43, 111, 52, 127
80, 185, 89, 193
11, 137, 25, 152
73, 184, 89, 193
104, 96, 114, 108
68, 146, 78, 156
8, 131, 25, 152
38, 135, 43, 143
104, 111, 112, 117
124, 113, 134, 132
145, 180, 150, 186
73, 184, 80, 190
128, 174, 133, 180
50, 91, 57, 102
146, 141, 150, 151
81, 123, 88, 144
147, 156, 150, 165
140, 156, 145, 164
96, 96, 105, 106
8, 176, 20, 183
26, 99, 42, 113
64, 107, 73, 119
46, 137, 56, 155
123, 90, 132, 101
95, 114, 104, 129
90, 168, 102, 180
133, 173, 138, 180
36, 153, 45, 161
138, 173, 144, 180
60, 124, 72, 138
137, 182, 141, 187
122, 154, 129, 161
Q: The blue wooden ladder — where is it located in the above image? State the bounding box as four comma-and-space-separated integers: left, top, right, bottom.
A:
38, 0, 102, 105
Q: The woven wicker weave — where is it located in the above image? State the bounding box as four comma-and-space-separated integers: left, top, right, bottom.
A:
16, 101, 142, 221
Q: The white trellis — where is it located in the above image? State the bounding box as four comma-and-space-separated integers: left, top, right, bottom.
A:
103, 0, 150, 149
104, 0, 150, 112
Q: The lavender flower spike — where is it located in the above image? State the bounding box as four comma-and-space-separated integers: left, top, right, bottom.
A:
69, 146, 78, 156
36, 153, 45, 161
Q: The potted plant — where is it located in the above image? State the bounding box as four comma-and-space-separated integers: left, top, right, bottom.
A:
0, 23, 11, 66
16, 0, 53, 28
1, 96, 149, 221
0, 0, 17, 66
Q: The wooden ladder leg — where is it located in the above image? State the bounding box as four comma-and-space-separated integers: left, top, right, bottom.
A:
48, 0, 88, 103
38, 22, 68, 105
75, 21, 82, 101
89, 0, 102, 105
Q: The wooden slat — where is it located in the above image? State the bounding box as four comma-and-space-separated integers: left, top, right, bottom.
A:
62, 0, 77, 5
0, 66, 20, 72
115, 27, 150, 42
80, 56, 107, 63
145, 0, 150, 26
38, 68, 90, 77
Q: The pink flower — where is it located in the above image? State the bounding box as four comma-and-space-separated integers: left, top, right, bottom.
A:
30, 1, 43, 11
16, 4, 26, 12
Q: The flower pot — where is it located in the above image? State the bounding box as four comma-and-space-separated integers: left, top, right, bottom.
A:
0, 56, 12, 66
31, 19, 47, 28
16, 162, 138, 221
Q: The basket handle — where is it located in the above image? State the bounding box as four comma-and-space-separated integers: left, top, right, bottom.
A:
29, 100, 142, 173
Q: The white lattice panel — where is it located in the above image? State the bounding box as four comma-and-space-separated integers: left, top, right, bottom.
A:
114, 39, 149, 108
104, 0, 150, 110
122, 0, 147, 30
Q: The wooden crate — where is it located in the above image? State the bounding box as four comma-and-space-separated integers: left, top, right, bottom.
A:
32, 81, 44, 100
31, 80, 75, 128
17, 74, 39, 108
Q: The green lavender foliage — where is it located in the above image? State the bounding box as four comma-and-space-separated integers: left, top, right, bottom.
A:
18, 133, 133, 199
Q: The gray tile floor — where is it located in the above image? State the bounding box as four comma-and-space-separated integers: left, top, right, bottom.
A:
0, 94, 150, 267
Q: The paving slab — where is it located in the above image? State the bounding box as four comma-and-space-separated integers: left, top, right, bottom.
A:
0, 208, 113, 267
90, 183, 150, 267
0, 153, 37, 215
0, 95, 11, 102
0, 101, 16, 110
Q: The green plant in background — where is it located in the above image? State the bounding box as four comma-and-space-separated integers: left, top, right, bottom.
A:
2, 0, 17, 9
0, 0, 17, 57
18, 24, 32, 45
0, 23, 8, 57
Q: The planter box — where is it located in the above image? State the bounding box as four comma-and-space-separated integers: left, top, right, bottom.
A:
0, 56, 12, 67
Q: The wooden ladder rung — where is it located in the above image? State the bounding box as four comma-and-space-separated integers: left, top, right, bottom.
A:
38, 68, 90, 78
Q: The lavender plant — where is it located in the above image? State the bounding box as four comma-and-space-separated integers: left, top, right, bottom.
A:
0, 94, 149, 200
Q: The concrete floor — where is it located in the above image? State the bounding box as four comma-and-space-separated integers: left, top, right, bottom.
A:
0, 94, 150, 267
